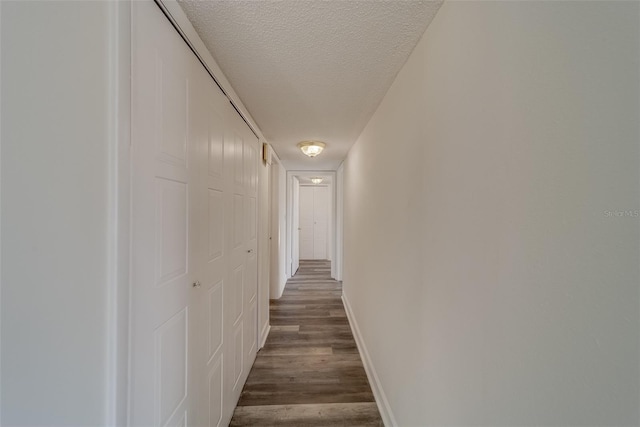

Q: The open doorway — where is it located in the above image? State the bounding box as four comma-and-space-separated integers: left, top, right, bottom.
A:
286, 171, 339, 280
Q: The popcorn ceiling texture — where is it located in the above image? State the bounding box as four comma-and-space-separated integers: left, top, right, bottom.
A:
178, 0, 443, 170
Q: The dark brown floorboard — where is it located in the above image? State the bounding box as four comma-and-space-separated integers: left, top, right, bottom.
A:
230, 260, 383, 426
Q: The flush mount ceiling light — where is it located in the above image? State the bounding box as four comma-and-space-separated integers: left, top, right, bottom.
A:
311, 177, 323, 184
297, 141, 326, 158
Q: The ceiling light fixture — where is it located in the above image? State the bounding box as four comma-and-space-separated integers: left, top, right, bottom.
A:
297, 141, 326, 158
311, 177, 323, 184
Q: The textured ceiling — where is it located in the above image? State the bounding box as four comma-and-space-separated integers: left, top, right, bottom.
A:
178, 0, 443, 170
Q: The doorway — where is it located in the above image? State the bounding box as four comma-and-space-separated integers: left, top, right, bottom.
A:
286, 171, 338, 279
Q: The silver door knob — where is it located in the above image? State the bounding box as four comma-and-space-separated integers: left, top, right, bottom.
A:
247, 249, 253, 253
192, 281, 201, 288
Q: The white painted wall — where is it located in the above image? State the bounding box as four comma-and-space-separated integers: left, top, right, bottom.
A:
1, 2, 118, 424
269, 155, 287, 299
342, 2, 640, 426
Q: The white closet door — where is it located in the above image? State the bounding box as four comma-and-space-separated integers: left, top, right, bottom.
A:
189, 56, 228, 427
130, 2, 198, 425
299, 186, 315, 259
223, 91, 260, 419
298, 185, 329, 260
312, 186, 329, 260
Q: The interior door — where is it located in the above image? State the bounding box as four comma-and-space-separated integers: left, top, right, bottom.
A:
225, 108, 259, 415
189, 54, 228, 427
269, 162, 280, 290
291, 177, 300, 274
299, 186, 315, 259
298, 186, 328, 260
242, 118, 259, 379
130, 2, 198, 425
313, 186, 329, 259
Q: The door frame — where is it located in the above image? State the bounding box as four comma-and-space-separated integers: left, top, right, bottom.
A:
285, 170, 340, 279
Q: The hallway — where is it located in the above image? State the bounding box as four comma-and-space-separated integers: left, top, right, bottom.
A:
230, 260, 383, 426
3, 1, 638, 425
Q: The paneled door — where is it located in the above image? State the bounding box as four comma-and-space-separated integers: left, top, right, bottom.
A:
131, 2, 260, 426
130, 2, 199, 425
298, 186, 329, 260
299, 186, 315, 259
224, 109, 259, 414
188, 48, 228, 427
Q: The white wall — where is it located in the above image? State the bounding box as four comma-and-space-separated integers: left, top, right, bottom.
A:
1, 2, 117, 424
342, 1, 639, 426
269, 156, 287, 299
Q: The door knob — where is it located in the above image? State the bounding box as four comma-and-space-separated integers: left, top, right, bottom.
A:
247, 249, 253, 253
192, 281, 201, 288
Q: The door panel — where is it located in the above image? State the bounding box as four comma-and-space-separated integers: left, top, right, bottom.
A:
225, 114, 259, 407
207, 282, 223, 363
207, 357, 223, 427
299, 186, 314, 259
131, 3, 196, 425
232, 324, 244, 388
156, 308, 188, 426
191, 56, 228, 427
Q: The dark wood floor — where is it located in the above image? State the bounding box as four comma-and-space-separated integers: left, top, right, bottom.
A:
230, 260, 383, 426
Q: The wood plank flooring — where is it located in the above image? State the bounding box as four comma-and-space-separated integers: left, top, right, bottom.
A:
230, 260, 383, 426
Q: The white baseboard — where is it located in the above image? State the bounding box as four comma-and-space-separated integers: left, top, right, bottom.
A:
259, 323, 270, 349
342, 293, 397, 427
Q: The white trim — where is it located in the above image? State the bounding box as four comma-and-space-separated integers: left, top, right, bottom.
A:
259, 324, 271, 349
105, 1, 132, 426
342, 293, 397, 427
